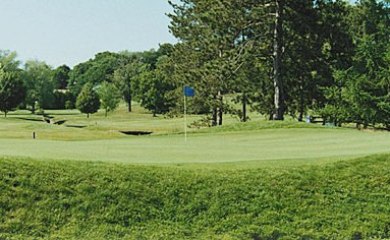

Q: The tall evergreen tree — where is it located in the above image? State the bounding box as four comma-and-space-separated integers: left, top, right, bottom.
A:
344, 0, 390, 128
169, 0, 265, 125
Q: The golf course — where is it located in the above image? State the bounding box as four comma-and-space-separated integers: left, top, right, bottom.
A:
1, 0, 389, 238
1, 105, 389, 239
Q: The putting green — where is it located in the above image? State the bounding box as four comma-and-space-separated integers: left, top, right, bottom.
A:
1, 128, 389, 165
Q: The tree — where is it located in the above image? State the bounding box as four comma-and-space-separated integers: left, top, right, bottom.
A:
52, 65, 70, 89
97, 82, 121, 117
51, 65, 72, 109
169, 0, 261, 125
76, 83, 100, 118
272, 0, 285, 120
0, 51, 20, 71
113, 58, 144, 112
323, 0, 390, 129
0, 64, 25, 117
68, 51, 126, 103
23, 60, 54, 112
135, 56, 177, 116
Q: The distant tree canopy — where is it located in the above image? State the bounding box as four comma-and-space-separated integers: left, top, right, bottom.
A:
53, 65, 70, 89
68, 52, 126, 99
23, 60, 55, 112
0, 0, 388, 130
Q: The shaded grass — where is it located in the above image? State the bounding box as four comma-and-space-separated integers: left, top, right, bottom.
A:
0, 154, 389, 239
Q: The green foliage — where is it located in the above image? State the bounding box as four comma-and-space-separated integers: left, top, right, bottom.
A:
0, 50, 20, 71
97, 82, 121, 117
76, 83, 100, 118
68, 52, 127, 102
169, 0, 261, 124
23, 60, 55, 111
52, 65, 70, 89
0, 65, 25, 117
325, 0, 390, 129
1, 0, 388, 130
135, 56, 177, 116
0, 154, 389, 239
113, 57, 145, 112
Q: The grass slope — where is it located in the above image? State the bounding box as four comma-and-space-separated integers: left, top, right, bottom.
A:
1, 155, 389, 239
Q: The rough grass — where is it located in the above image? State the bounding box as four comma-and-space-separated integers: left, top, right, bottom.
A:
0, 154, 389, 239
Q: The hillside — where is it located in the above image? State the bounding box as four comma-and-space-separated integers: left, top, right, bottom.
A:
0, 154, 389, 239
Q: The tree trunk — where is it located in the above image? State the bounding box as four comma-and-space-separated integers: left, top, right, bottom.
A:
242, 93, 247, 122
272, 0, 285, 121
105, 109, 108, 117
298, 81, 304, 122
128, 96, 132, 112
212, 109, 217, 126
87, 113, 89, 118
32, 102, 35, 114
4, 111, 7, 118
218, 109, 223, 125
212, 95, 218, 126
218, 92, 223, 126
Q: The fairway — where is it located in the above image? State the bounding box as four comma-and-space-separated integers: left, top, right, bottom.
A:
1, 127, 390, 165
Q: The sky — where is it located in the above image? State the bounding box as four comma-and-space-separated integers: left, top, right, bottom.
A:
0, 0, 177, 68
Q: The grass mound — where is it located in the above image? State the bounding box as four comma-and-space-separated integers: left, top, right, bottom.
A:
1, 155, 389, 239
196, 120, 325, 134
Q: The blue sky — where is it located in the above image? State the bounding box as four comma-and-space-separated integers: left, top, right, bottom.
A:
0, 0, 176, 67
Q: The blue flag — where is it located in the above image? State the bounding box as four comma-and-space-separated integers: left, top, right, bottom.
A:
184, 86, 195, 97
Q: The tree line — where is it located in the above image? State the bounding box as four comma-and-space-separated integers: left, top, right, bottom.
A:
0, 47, 175, 118
168, 0, 389, 129
1, 0, 389, 129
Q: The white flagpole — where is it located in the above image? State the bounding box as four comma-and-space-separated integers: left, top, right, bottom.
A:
184, 93, 187, 142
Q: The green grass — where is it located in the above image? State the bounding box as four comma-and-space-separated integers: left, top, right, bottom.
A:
1, 105, 390, 166
0, 154, 389, 239
0, 104, 200, 140
0, 127, 389, 166
1, 105, 390, 239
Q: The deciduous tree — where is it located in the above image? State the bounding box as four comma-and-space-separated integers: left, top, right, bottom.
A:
0, 64, 25, 117
76, 83, 100, 118
97, 82, 121, 117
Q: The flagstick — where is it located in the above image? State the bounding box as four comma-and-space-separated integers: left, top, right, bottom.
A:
184, 94, 187, 142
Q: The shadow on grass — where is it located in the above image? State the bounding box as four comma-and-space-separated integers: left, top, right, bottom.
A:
65, 125, 87, 129
119, 130, 153, 136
